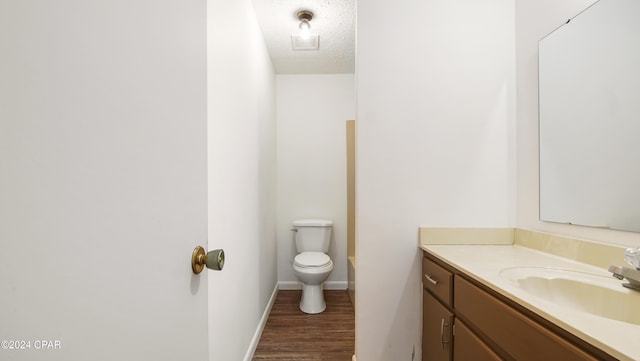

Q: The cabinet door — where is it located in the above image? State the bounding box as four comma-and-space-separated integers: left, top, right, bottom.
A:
453, 319, 502, 361
423, 289, 453, 361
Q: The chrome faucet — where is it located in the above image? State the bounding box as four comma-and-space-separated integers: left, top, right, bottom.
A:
609, 246, 640, 291
608, 265, 640, 291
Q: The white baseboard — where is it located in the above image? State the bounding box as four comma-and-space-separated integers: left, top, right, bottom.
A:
242, 283, 279, 361
278, 280, 348, 290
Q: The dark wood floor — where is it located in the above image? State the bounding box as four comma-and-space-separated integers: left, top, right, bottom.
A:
252, 290, 355, 361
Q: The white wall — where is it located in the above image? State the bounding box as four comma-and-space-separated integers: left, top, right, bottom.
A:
207, 0, 278, 360
276, 74, 355, 289
515, 0, 640, 247
356, 0, 516, 359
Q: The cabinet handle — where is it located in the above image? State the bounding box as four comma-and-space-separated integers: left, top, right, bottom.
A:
440, 318, 450, 349
425, 274, 438, 285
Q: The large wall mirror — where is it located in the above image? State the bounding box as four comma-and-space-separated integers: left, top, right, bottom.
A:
539, 0, 640, 232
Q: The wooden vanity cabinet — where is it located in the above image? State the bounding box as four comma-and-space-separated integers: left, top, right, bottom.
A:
422, 252, 613, 361
422, 256, 500, 361
422, 257, 454, 361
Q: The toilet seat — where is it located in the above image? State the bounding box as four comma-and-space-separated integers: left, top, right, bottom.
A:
294, 252, 331, 268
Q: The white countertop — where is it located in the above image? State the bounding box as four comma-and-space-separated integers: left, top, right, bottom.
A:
421, 244, 640, 361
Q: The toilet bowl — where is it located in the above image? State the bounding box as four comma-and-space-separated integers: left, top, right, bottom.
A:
291, 219, 334, 314
293, 252, 334, 314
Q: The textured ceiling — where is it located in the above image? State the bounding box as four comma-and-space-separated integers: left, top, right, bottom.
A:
251, 0, 355, 74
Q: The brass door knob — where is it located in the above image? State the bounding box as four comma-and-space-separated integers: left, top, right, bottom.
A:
191, 246, 225, 274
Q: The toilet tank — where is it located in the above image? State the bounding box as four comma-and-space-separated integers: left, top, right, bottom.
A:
293, 219, 333, 253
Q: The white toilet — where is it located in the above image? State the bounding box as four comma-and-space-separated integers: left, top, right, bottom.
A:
292, 218, 334, 314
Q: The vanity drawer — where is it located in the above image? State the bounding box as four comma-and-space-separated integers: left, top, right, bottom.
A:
422, 256, 453, 306
454, 276, 599, 361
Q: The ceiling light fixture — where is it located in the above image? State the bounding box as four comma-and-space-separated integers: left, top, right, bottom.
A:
297, 10, 313, 40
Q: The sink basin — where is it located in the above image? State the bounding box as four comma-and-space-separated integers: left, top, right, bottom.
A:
499, 266, 640, 325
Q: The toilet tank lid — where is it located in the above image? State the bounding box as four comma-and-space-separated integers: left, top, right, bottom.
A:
293, 219, 333, 227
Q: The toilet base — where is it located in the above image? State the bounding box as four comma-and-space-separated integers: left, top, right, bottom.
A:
299, 283, 326, 314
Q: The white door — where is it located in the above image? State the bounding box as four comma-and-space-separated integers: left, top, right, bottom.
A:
0, 1, 209, 360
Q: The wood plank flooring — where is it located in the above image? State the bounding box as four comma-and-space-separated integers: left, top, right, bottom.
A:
252, 290, 355, 361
